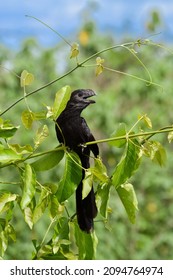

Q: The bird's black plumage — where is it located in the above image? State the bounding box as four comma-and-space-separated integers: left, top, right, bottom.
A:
55, 89, 99, 233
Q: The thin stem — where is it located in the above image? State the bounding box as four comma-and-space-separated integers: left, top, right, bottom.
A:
0, 65, 79, 116
84, 127, 173, 146
0, 39, 164, 117
128, 115, 144, 134
122, 45, 153, 85
26, 15, 72, 47
0, 41, 139, 117
104, 66, 162, 89
0, 181, 20, 185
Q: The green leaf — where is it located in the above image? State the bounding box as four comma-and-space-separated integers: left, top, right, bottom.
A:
56, 152, 82, 203
34, 125, 49, 149
5, 224, 16, 242
168, 131, 173, 143
0, 118, 19, 139
0, 126, 19, 139
32, 111, 47, 120
31, 149, 64, 171
21, 110, 34, 129
143, 114, 152, 128
46, 105, 54, 119
74, 223, 98, 260
95, 64, 104, 76
143, 141, 167, 166
89, 157, 109, 183
0, 193, 17, 213
0, 218, 6, 229
53, 85, 71, 120
117, 183, 138, 224
20, 70, 34, 87
23, 207, 33, 229
21, 110, 47, 129
20, 164, 36, 209
95, 57, 104, 76
109, 123, 127, 147
9, 144, 33, 154
0, 229, 8, 256
33, 187, 50, 224
53, 217, 70, 255
70, 43, 79, 58
0, 147, 22, 164
112, 140, 141, 188
0, 223, 16, 256
49, 195, 62, 219
97, 182, 111, 218
151, 142, 167, 166
44, 183, 58, 194
82, 171, 93, 199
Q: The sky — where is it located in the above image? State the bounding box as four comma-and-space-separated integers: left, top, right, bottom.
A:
0, 0, 173, 49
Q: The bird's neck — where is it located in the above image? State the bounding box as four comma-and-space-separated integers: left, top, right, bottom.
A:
60, 107, 82, 120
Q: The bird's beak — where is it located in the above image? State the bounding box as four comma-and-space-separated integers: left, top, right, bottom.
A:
84, 90, 96, 104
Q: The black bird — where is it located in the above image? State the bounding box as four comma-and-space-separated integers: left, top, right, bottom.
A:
55, 89, 99, 233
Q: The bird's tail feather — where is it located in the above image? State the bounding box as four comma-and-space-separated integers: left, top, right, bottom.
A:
76, 181, 97, 233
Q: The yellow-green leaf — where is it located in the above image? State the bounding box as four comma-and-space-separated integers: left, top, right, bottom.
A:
53, 85, 71, 120
20, 70, 34, 87
0, 193, 17, 213
34, 125, 49, 149
117, 183, 138, 224
95, 57, 104, 76
0, 147, 22, 164
21, 110, 34, 129
89, 157, 109, 182
95, 65, 104, 76
144, 141, 167, 166
23, 207, 33, 229
33, 188, 49, 224
70, 42, 79, 58
9, 144, 33, 154
82, 171, 93, 199
168, 131, 173, 143
20, 164, 36, 210
152, 142, 167, 166
96, 57, 105, 65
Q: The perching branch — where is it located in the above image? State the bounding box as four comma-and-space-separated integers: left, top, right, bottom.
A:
84, 126, 173, 146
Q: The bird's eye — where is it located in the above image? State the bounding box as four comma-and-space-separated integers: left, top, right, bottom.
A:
78, 92, 83, 97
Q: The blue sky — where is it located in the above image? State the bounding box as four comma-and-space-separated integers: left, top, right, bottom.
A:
0, 0, 173, 49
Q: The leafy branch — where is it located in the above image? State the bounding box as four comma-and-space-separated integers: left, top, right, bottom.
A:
1, 19, 173, 259
85, 126, 173, 146
0, 38, 161, 117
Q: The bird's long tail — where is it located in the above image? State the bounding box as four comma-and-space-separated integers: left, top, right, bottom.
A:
76, 180, 97, 233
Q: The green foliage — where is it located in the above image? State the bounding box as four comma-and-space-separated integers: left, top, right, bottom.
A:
116, 183, 138, 224
1, 17, 173, 260
56, 151, 82, 203
52, 85, 71, 120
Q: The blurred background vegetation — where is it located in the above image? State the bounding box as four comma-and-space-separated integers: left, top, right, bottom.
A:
1, 7, 173, 260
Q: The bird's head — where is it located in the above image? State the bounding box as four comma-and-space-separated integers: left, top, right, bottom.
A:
67, 89, 96, 112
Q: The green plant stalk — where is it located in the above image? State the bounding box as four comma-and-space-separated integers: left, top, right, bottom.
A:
85, 127, 173, 146
0, 41, 149, 117
0, 146, 63, 169
0, 127, 172, 170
